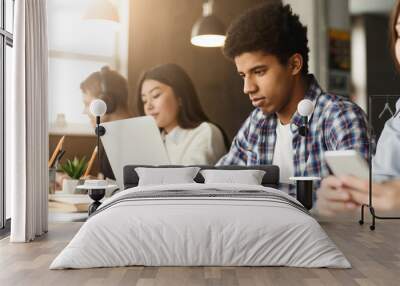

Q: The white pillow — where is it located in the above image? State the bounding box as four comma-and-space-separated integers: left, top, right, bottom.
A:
200, 169, 266, 185
135, 167, 201, 186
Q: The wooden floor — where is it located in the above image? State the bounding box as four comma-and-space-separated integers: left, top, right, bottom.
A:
1, 218, 400, 286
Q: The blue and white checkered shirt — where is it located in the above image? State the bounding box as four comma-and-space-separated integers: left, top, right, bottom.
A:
217, 75, 370, 183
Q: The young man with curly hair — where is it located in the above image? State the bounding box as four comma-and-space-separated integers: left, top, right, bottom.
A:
217, 2, 370, 185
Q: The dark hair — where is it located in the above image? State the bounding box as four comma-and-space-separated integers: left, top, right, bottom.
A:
223, 2, 309, 75
390, 0, 400, 70
135, 63, 209, 129
80, 66, 128, 114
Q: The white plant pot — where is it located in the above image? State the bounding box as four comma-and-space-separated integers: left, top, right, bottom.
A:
62, 179, 79, 194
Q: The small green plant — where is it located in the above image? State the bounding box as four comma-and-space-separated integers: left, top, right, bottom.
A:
59, 156, 88, 179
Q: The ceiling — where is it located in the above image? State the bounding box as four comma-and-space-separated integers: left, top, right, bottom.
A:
349, 0, 395, 15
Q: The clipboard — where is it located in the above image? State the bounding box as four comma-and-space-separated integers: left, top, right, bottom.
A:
101, 116, 170, 188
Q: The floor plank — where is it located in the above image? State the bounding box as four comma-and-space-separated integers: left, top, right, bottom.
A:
1, 220, 400, 286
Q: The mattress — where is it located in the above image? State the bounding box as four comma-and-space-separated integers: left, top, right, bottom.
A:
50, 183, 350, 269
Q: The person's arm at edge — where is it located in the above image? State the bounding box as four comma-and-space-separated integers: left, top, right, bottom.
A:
324, 102, 371, 160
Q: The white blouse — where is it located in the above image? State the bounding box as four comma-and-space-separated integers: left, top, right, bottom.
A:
373, 99, 400, 181
161, 122, 227, 165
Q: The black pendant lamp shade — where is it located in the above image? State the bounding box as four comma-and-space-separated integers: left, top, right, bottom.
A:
191, 0, 226, 47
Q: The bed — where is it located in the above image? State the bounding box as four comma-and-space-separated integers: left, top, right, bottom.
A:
50, 165, 350, 269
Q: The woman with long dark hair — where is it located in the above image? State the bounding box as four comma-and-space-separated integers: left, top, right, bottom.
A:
136, 63, 227, 165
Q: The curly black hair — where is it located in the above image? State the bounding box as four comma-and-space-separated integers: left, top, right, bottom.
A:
223, 2, 309, 75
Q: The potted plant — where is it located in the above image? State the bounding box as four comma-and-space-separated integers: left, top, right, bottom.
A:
59, 157, 87, 194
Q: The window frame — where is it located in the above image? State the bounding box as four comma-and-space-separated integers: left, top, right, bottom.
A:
0, 0, 14, 233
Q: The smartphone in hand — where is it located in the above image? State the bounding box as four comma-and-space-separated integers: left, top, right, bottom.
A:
324, 150, 369, 180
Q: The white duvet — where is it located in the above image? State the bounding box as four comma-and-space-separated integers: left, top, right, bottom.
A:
50, 183, 350, 269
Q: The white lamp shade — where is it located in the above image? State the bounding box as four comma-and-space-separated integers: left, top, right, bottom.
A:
191, 35, 226, 47
297, 99, 314, 117
90, 99, 107, 117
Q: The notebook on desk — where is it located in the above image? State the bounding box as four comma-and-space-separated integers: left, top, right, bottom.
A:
101, 116, 170, 188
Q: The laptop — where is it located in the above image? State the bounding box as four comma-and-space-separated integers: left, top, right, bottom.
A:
100, 116, 169, 188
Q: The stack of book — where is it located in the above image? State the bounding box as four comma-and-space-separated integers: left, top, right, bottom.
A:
49, 194, 91, 212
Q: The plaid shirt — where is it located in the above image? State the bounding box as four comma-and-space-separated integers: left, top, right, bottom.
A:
217, 75, 370, 183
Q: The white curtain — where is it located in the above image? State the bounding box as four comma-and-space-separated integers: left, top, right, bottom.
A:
8, 0, 49, 242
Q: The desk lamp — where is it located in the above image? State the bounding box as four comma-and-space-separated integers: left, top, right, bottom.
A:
290, 99, 318, 210
90, 99, 107, 169
86, 99, 107, 215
